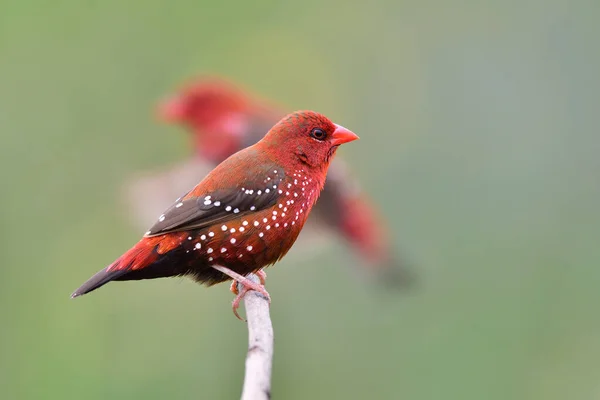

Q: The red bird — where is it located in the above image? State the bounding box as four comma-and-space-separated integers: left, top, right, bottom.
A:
159, 77, 413, 286
72, 111, 359, 318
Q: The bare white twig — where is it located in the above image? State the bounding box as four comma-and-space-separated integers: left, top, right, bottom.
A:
239, 274, 274, 400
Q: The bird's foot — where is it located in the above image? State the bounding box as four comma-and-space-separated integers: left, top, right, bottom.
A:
256, 269, 267, 285
212, 265, 270, 321
227, 269, 269, 320
228, 269, 267, 295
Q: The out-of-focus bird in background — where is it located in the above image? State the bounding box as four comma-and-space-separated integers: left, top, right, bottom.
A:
124, 76, 414, 288
76, 111, 359, 319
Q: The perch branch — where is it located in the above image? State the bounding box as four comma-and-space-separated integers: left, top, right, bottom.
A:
239, 273, 274, 400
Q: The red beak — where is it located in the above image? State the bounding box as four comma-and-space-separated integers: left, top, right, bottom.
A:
157, 96, 185, 122
331, 124, 360, 146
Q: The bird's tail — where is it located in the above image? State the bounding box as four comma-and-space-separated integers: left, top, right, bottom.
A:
339, 196, 392, 264
70, 267, 129, 298
376, 258, 417, 290
339, 194, 417, 289
70, 236, 166, 298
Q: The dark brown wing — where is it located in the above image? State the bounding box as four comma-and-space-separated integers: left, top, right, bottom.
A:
144, 173, 284, 237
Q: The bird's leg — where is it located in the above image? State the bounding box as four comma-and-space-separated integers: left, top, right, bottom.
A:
212, 265, 270, 321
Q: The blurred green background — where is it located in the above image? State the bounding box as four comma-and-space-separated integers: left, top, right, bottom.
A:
2, 0, 600, 399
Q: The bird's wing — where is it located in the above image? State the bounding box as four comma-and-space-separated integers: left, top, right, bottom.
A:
144, 173, 284, 237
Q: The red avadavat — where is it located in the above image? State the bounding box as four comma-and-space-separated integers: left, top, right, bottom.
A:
159, 77, 413, 286
72, 111, 359, 318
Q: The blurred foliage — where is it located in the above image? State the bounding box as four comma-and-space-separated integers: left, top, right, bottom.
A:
1, 0, 600, 399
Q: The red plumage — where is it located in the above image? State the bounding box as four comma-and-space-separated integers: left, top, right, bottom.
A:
72, 111, 359, 302
158, 77, 413, 285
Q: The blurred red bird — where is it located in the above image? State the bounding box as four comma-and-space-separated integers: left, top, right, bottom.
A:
73, 111, 359, 318
158, 77, 413, 286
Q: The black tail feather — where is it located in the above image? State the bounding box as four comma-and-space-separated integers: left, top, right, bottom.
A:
379, 260, 417, 290
70, 255, 200, 298
70, 268, 129, 298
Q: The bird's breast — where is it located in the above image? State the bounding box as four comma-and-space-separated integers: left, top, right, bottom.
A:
184, 168, 320, 270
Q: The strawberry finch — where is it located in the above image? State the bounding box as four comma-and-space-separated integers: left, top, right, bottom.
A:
73, 111, 359, 318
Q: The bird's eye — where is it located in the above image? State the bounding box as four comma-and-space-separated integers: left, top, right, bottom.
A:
310, 128, 327, 141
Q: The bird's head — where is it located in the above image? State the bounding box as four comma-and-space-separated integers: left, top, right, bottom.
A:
157, 78, 254, 160
158, 78, 248, 125
261, 110, 359, 174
